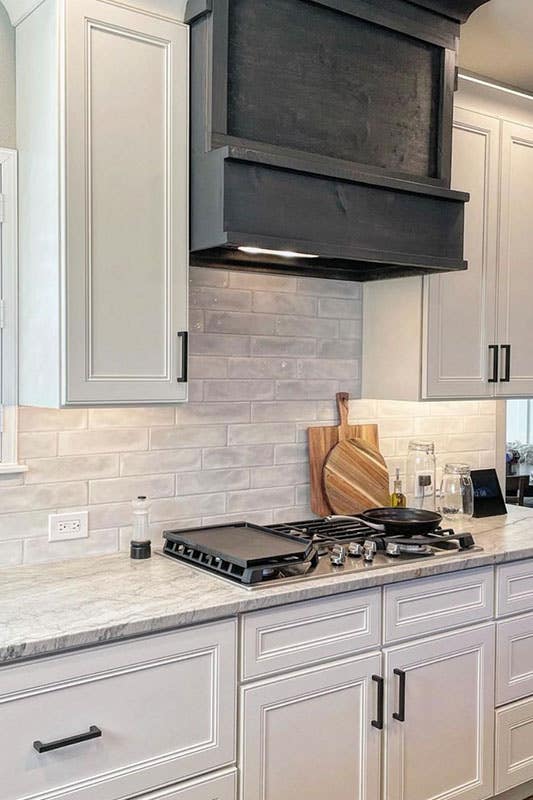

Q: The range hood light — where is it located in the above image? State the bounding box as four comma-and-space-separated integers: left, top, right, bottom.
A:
238, 246, 319, 259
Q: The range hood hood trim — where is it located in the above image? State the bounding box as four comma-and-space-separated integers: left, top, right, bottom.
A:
187, 0, 485, 281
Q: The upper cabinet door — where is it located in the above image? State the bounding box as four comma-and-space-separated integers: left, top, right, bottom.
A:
496, 121, 533, 397
64, 2, 188, 404
425, 107, 499, 398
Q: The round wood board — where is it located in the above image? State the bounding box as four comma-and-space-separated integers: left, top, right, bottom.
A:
323, 437, 390, 515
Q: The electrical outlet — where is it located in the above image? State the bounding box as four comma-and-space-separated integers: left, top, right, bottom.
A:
49, 511, 89, 542
414, 471, 434, 499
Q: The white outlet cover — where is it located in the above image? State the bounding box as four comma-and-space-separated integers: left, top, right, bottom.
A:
49, 510, 89, 542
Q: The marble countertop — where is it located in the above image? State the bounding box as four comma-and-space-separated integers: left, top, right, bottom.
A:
2, 506, 533, 665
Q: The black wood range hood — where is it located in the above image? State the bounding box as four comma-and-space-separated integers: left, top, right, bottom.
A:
186, 0, 491, 282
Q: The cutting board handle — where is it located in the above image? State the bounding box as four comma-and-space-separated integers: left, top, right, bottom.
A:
336, 392, 350, 440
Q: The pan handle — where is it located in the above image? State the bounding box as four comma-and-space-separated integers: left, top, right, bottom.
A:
325, 515, 385, 532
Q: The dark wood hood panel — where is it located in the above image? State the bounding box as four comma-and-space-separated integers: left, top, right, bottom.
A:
187, 0, 485, 280
406, 0, 491, 23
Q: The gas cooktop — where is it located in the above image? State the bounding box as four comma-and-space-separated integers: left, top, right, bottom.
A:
161, 516, 481, 590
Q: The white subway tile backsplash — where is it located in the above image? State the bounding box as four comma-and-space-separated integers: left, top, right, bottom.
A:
0, 540, 23, 566
228, 423, 295, 446
190, 286, 252, 311
23, 529, 118, 565
19, 407, 87, 431
203, 445, 274, 470
250, 336, 316, 357
3, 269, 497, 565
177, 468, 250, 495
206, 311, 277, 336
58, 429, 148, 455
19, 432, 58, 459
88, 475, 175, 504
253, 292, 317, 316
88, 407, 174, 428
120, 449, 202, 477
25, 454, 119, 485
227, 357, 297, 380
0, 482, 87, 513
227, 487, 294, 513
150, 425, 227, 450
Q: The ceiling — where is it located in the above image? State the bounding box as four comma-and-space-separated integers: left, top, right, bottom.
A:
460, 0, 533, 92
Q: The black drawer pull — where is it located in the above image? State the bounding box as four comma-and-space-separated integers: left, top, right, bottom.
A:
500, 345, 511, 383
177, 331, 188, 383
488, 345, 499, 383
393, 669, 406, 722
33, 725, 102, 753
371, 674, 384, 730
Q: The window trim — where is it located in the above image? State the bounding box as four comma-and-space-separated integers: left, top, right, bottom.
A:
0, 148, 27, 474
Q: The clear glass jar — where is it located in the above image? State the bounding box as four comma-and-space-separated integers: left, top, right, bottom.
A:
407, 441, 436, 510
439, 464, 474, 524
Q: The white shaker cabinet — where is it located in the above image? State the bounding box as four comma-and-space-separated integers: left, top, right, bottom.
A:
240, 652, 382, 800
495, 121, 533, 396
383, 624, 495, 800
17, 0, 188, 407
363, 106, 500, 401
363, 82, 533, 401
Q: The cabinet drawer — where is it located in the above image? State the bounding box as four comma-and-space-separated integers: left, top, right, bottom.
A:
0, 620, 236, 800
383, 567, 493, 644
495, 697, 533, 794
241, 588, 381, 680
497, 612, 533, 705
140, 769, 236, 800
497, 561, 533, 617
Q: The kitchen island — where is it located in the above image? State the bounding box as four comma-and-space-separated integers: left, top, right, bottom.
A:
3, 506, 533, 800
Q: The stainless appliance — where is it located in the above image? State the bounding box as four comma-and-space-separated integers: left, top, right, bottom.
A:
162, 516, 480, 590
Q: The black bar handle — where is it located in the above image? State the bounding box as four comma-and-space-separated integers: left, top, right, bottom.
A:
500, 345, 511, 383
177, 331, 188, 383
488, 345, 499, 383
33, 725, 102, 754
371, 674, 384, 730
393, 669, 406, 722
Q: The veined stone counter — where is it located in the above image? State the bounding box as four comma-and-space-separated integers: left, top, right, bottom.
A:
2, 506, 533, 664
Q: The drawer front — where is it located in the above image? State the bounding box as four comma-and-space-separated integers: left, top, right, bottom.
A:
140, 769, 236, 800
0, 620, 236, 800
497, 561, 533, 617
495, 697, 533, 794
241, 588, 381, 680
497, 612, 533, 705
383, 567, 493, 644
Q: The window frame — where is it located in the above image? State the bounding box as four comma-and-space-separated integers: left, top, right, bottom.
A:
0, 148, 27, 473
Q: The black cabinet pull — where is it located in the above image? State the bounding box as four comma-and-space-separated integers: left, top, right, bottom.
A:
500, 345, 511, 383
177, 331, 188, 383
488, 345, 499, 383
393, 669, 406, 722
33, 725, 102, 754
371, 674, 384, 730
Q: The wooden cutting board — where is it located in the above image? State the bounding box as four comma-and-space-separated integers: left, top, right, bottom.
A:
308, 393, 380, 516
323, 436, 390, 515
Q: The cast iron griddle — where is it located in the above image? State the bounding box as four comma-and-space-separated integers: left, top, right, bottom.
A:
165, 522, 314, 567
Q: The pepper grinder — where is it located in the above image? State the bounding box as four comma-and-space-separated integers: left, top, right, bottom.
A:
130, 495, 151, 559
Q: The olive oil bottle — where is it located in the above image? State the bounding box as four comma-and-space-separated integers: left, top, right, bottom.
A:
390, 468, 406, 508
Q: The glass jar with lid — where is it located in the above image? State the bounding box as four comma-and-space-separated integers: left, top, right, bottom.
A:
439, 464, 474, 524
407, 441, 436, 510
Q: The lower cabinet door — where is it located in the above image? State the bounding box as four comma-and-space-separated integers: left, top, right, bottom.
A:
240, 652, 382, 800
137, 769, 236, 800
495, 697, 533, 794
384, 624, 495, 800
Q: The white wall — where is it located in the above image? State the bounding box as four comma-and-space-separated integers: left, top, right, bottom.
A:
0, 3, 15, 148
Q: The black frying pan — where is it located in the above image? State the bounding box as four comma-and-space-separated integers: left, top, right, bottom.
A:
359, 507, 443, 536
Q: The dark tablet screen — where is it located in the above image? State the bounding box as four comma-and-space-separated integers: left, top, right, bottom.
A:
471, 469, 507, 518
